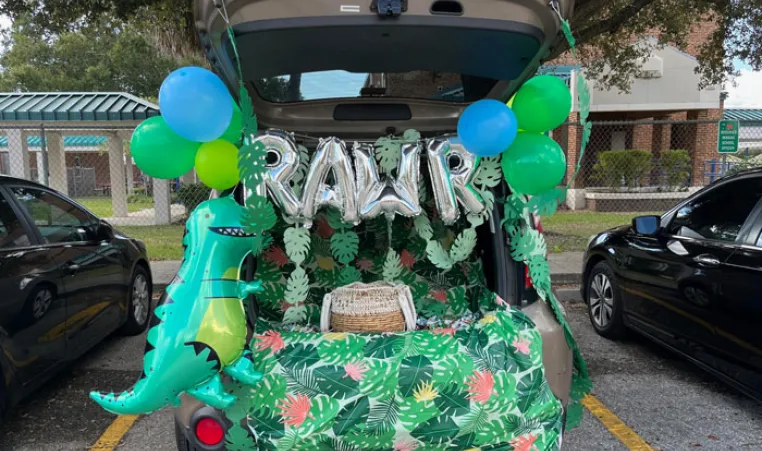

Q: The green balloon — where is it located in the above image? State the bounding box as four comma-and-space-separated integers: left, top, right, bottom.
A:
131, 116, 200, 179
511, 75, 572, 133
501, 132, 566, 195
220, 102, 243, 146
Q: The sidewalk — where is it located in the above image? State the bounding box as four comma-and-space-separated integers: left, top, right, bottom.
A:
150, 252, 583, 291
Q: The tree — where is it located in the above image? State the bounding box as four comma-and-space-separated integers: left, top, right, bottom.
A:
0, 0, 759, 91
0, 16, 183, 97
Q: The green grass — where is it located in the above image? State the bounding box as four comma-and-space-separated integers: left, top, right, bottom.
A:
119, 225, 186, 261
542, 211, 659, 253
76, 196, 154, 218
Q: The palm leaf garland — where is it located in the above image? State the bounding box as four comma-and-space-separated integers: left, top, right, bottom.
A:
496, 24, 595, 428
236, 82, 277, 255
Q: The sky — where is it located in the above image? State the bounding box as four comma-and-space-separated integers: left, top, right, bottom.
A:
725, 59, 762, 108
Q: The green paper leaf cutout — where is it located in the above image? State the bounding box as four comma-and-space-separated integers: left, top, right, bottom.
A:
414, 214, 434, 241
410, 416, 460, 445
472, 156, 502, 188
402, 128, 421, 142
314, 365, 361, 400
225, 424, 257, 451
425, 240, 454, 270
382, 250, 403, 282
331, 231, 359, 265
374, 137, 401, 173
284, 227, 311, 264
507, 227, 546, 262
502, 194, 527, 224
238, 141, 267, 186
338, 266, 362, 285
324, 208, 348, 231
283, 304, 307, 324
467, 213, 485, 228
434, 384, 470, 418
398, 355, 434, 398
397, 395, 439, 430
446, 286, 468, 316
248, 407, 285, 441
285, 266, 309, 305
333, 397, 370, 436
528, 187, 566, 217
241, 194, 277, 234
450, 228, 477, 263
528, 255, 552, 294
292, 144, 310, 196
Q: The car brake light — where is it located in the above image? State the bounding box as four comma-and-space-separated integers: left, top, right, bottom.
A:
525, 266, 533, 289
533, 215, 543, 233
195, 417, 224, 446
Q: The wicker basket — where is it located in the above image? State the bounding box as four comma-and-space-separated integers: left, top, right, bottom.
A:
320, 281, 417, 333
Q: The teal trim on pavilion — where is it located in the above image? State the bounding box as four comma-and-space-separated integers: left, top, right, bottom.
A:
0, 92, 159, 122
724, 109, 762, 127
0, 135, 107, 148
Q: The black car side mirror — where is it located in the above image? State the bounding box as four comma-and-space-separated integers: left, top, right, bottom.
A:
632, 215, 661, 236
95, 221, 115, 242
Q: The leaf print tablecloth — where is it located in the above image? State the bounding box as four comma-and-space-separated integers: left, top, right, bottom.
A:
223, 307, 564, 450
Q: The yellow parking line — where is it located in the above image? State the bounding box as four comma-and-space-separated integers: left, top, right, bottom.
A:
582, 394, 654, 451
89, 415, 140, 451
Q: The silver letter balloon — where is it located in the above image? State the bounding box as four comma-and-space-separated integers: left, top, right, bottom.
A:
427, 136, 485, 225
250, 130, 303, 220
301, 137, 359, 227
353, 142, 422, 221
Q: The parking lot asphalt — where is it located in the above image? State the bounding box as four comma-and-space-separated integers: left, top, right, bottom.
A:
1, 291, 761, 451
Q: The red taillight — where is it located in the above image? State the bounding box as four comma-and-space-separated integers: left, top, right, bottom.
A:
195, 418, 224, 446
525, 266, 533, 289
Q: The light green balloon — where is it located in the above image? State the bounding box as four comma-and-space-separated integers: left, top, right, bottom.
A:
130, 116, 200, 179
195, 139, 240, 190
501, 132, 566, 195
511, 75, 572, 133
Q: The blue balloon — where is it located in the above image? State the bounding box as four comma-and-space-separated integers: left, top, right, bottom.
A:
457, 99, 519, 157
159, 66, 233, 143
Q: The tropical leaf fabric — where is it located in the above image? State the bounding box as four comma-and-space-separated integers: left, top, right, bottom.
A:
224, 306, 562, 450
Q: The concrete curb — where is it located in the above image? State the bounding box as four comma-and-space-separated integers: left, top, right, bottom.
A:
551, 273, 582, 285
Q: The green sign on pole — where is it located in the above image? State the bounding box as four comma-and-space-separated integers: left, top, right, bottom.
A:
717, 120, 740, 154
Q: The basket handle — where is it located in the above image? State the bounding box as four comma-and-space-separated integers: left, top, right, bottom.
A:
398, 285, 417, 331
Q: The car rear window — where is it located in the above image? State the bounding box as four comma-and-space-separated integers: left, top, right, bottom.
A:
253, 70, 497, 103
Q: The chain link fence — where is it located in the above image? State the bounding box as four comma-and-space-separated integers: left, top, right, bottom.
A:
544, 118, 762, 274
0, 125, 211, 260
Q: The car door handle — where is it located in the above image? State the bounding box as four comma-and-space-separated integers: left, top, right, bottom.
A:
65, 263, 80, 274
694, 254, 721, 268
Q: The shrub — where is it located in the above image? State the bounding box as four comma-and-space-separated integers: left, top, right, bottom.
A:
592, 149, 653, 190
660, 149, 691, 189
176, 184, 211, 214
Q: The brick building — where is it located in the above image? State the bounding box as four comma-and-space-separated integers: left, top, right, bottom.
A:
553, 21, 724, 208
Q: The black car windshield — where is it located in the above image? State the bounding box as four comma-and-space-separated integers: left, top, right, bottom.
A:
252, 71, 498, 103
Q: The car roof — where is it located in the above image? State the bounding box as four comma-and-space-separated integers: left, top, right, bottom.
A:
194, 0, 574, 138
0, 175, 54, 190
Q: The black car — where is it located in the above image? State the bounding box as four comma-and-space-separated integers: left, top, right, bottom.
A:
582, 168, 762, 401
0, 176, 152, 419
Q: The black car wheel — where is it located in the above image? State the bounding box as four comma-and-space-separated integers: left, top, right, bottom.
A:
586, 261, 626, 339
120, 266, 151, 336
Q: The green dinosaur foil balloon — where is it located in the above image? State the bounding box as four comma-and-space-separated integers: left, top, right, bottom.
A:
90, 196, 264, 415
